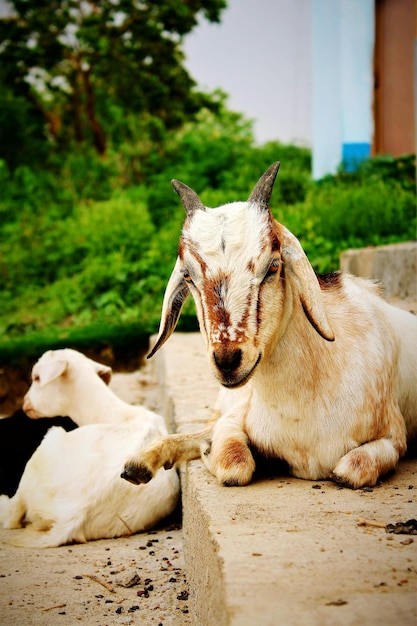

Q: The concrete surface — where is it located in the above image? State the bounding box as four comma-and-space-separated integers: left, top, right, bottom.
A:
153, 332, 417, 626
340, 241, 417, 305
0, 523, 191, 626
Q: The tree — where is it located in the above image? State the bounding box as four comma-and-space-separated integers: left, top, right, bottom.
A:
0, 0, 226, 161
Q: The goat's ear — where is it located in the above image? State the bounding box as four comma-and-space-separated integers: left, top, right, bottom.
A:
280, 226, 335, 342
147, 258, 190, 358
94, 363, 112, 385
39, 359, 68, 387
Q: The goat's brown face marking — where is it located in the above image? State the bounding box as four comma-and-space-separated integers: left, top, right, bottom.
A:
178, 202, 285, 386
204, 273, 232, 339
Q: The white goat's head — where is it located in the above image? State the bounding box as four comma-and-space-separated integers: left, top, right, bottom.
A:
23, 349, 112, 419
149, 163, 335, 388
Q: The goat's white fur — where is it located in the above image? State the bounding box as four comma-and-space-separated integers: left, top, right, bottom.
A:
0, 349, 179, 547
122, 163, 417, 489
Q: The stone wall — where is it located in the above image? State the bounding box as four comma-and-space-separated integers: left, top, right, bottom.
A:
340, 241, 416, 311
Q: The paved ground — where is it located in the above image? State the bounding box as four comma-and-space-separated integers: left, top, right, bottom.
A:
182, 456, 417, 626
0, 521, 190, 626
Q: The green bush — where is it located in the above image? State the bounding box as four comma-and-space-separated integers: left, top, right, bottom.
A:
279, 160, 416, 273
309, 180, 415, 242
0, 187, 153, 300
0, 106, 415, 362
0, 322, 151, 369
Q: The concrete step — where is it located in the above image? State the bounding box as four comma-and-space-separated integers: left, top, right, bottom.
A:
340, 241, 417, 310
153, 333, 417, 626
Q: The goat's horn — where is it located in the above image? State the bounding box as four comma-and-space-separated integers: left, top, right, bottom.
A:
248, 162, 280, 209
171, 180, 205, 217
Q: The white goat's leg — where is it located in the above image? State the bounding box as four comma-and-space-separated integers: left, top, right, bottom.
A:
122, 427, 214, 484
5, 524, 83, 548
0, 494, 26, 529
332, 435, 407, 489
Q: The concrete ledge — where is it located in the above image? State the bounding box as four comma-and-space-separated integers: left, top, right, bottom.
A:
340, 241, 417, 303
153, 333, 417, 626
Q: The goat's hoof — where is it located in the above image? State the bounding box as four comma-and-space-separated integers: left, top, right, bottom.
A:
330, 472, 355, 489
222, 478, 244, 487
216, 467, 254, 487
121, 464, 153, 485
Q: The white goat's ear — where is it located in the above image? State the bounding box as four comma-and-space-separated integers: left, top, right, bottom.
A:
147, 258, 190, 358
38, 359, 68, 387
281, 227, 335, 342
94, 363, 112, 385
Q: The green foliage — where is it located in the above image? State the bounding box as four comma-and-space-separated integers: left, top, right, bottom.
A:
0, 322, 150, 369
308, 181, 414, 243
343, 153, 416, 192
279, 155, 416, 273
0, 93, 415, 363
140, 94, 312, 227
0, 81, 48, 171
1, 187, 154, 307
144, 94, 255, 226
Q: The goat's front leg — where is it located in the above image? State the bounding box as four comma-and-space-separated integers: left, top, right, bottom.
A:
121, 427, 213, 484
203, 414, 256, 486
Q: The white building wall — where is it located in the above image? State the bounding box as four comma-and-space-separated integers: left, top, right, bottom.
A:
312, 0, 375, 179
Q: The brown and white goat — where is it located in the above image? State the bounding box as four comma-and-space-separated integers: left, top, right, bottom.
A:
123, 163, 417, 489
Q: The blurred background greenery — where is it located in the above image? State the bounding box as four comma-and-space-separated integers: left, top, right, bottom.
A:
0, 1, 415, 365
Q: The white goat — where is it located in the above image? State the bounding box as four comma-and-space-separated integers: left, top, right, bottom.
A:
122, 162, 417, 489
0, 349, 179, 547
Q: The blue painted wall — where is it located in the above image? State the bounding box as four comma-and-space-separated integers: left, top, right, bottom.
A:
312, 0, 375, 179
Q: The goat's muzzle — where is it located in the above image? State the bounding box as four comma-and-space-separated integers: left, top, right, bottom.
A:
212, 346, 261, 388
213, 347, 242, 374
22, 394, 42, 419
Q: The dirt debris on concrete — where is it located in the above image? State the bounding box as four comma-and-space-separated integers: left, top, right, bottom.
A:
0, 519, 191, 626
386, 519, 417, 535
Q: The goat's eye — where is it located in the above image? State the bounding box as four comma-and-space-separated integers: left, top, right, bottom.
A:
33, 374, 40, 383
265, 260, 280, 278
183, 270, 193, 283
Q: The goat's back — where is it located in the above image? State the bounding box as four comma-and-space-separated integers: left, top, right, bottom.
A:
381, 299, 417, 439
341, 274, 417, 439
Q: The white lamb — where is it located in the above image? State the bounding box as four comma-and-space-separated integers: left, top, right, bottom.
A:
0, 349, 180, 547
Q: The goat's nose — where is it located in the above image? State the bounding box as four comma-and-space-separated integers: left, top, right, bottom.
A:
213, 348, 242, 373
